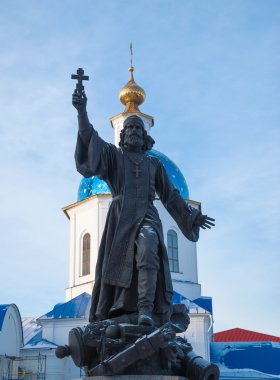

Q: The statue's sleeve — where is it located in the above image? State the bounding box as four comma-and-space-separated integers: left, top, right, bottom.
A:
74, 111, 116, 179
155, 161, 201, 242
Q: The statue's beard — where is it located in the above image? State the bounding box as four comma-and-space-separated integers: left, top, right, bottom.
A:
125, 134, 143, 148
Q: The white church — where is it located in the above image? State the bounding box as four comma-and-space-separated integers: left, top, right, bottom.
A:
0, 62, 214, 380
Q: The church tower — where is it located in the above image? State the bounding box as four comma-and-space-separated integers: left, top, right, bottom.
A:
63, 51, 202, 303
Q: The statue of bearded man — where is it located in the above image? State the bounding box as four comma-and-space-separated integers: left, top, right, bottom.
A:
73, 90, 215, 326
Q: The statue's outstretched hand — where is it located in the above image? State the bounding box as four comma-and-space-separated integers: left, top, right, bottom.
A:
72, 90, 87, 113
194, 213, 215, 230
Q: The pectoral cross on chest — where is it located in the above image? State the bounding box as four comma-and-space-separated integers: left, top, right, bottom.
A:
133, 164, 142, 178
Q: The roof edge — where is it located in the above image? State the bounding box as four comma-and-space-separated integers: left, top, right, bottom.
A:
62, 193, 112, 219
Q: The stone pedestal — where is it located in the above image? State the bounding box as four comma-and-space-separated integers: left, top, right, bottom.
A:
81, 377, 186, 380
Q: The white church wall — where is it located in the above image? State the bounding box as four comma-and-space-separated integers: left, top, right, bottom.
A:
97, 196, 112, 244
65, 195, 111, 301
62, 355, 81, 380
40, 319, 87, 347
154, 200, 201, 299
184, 313, 212, 361
173, 281, 201, 301
66, 282, 93, 301
111, 114, 125, 145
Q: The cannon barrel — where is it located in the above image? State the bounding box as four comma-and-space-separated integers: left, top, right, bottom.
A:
183, 350, 220, 380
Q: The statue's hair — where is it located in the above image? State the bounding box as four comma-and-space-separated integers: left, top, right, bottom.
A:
119, 125, 155, 152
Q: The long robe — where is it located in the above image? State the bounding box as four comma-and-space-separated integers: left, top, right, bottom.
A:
75, 121, 201, 322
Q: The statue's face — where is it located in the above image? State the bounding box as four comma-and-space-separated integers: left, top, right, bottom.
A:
123, 124, 144, 149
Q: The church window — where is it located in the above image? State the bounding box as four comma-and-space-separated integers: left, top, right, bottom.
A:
82, 233, 91, 276
167, 229, 179, 273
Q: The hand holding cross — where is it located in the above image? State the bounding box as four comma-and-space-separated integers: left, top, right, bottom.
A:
71, 68, 89, 96
71, 68, 89, 113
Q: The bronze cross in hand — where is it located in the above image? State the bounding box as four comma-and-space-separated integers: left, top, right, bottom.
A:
71, 68, 89, 95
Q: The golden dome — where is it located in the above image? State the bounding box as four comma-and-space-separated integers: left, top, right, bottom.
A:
119, 65, 146, 113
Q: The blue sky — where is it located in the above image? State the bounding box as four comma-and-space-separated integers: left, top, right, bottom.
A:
0, 0, 279, 336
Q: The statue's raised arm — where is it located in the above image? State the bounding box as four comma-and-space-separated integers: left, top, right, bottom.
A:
72, 69, 117, 180
71, 67, 92, 147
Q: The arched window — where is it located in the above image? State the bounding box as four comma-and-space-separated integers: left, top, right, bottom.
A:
82, 233, 91, 276
167, 229, 179, 273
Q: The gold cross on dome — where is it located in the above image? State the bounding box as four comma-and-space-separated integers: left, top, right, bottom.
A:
130, 43, 133, 67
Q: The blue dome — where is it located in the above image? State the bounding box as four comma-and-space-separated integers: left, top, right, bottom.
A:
148, 149, 189, 199
78, 176, 111, 201
77, 149, 189, 202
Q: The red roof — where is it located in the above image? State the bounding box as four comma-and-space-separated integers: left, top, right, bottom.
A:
214, 328, 280, 342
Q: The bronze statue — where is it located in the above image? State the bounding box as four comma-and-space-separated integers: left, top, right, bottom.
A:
55, 68, 219, 380
72, 70, 215, 327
